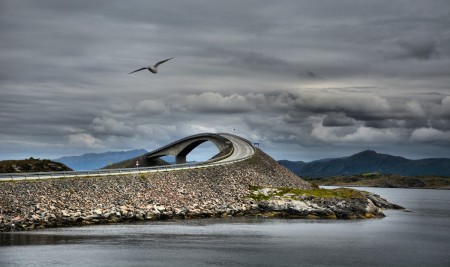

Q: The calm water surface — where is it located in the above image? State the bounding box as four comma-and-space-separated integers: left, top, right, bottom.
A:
1, 187, 449, 267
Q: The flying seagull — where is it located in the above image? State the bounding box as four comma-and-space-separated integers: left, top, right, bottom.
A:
128, 57, 173, 74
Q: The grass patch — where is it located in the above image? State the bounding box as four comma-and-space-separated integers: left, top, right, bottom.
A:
361, 172, 381, 178
248, 185, 364, 201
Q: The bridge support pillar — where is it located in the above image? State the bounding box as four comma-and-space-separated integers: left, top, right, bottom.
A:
176, 155, 186, 164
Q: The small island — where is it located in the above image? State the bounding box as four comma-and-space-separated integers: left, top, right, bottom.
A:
0, 150, 403, 232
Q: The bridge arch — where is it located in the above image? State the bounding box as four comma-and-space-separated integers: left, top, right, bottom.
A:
145, 133, 233, 164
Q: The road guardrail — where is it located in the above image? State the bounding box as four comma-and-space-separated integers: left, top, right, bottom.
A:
0, 155, 253, 182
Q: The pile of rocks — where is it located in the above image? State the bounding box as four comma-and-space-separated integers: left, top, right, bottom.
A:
0, 150, 309, 231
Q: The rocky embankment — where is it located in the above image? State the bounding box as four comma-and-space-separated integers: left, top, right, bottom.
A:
0, 150, 401, 231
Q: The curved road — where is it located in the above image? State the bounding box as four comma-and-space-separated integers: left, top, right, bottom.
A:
0, 133, 255, 181
217, 134, 254, 162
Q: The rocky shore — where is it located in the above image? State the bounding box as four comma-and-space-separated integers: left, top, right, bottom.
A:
0, 150, 401, 231
249, 187, 403, 219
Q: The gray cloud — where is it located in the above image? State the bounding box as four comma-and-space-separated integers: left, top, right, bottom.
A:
322, 113, 356, 127
398, 39, 437, 60
303, 71, 324, 80
410, 128, 450, 143
167, 92, 258, 114
1, 0, 449, 161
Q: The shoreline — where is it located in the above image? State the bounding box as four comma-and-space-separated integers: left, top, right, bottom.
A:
308, 174, 450, 189
0, 184, 402, 232
319, 184, 450, 190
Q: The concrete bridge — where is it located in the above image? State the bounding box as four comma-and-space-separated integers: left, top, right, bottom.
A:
0, 133, 255, 180
144, 133, 253, 164
145, 133, 232, 164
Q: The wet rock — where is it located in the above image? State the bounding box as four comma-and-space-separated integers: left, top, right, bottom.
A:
361, 192, 404, 209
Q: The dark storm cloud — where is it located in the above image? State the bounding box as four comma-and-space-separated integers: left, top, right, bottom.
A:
1, 0, 449, 161
303, 71, 324, 80
275, 91, 450, 133
229, 51, 289, 68
200, 47, 296, 77
322, 113, 356, 127
116, 90, 449, 137
397, 38, 438, 60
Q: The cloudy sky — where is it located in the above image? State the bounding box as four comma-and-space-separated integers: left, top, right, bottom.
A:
1, 0, 450, 162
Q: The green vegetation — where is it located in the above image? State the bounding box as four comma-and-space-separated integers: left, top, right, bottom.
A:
248, 185, 365, 201
361, 172, 381, 178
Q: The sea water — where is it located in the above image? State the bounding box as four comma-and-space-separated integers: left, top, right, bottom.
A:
1, 187, 449, 267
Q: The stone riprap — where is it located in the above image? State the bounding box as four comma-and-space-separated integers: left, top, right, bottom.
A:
0, 150, 400, 231
0, 150, 307, 231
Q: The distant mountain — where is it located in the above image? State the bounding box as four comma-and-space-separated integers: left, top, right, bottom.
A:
54, 149, 147, 171
0, 158, 72, 173
278, 160, 306, 175
279, 150, 450, 178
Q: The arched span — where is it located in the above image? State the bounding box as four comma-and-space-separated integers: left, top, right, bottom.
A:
145, 133, 234, 164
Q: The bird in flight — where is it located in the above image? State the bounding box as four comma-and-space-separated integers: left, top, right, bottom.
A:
129, 58, 173, 74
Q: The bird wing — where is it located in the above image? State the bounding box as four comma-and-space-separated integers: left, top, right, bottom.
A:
128, 67, 147, 74
153, 57, 173, 68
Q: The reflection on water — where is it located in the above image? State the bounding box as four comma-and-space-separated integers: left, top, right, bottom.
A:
1, 188, 449, 267
0, 229, 120, 246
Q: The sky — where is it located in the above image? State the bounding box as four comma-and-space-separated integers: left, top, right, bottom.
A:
1, 0, 450, 162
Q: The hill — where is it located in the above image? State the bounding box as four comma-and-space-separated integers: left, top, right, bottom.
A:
279, 150, 450, 178
277, 160, 306, 175
54, 149, 147, 171
0, 158, 72, 173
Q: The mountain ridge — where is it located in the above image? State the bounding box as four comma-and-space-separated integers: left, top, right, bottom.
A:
279, 150, 450, 178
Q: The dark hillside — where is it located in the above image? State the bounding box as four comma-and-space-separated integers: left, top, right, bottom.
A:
0, 158, 72, 173
279, 150, 450, 178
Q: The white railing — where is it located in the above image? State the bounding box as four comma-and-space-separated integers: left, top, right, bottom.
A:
0, 154, 253, 182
